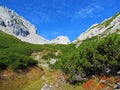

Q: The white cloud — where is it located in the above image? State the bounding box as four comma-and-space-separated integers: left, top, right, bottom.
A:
71, 4, 104, 20
77, 7, 94, 18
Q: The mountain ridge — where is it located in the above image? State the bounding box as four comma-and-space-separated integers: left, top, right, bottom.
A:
0, 6, 71, 45
74, 12, 120, 43
0, 6, 50, 44
1, 6, 120, 45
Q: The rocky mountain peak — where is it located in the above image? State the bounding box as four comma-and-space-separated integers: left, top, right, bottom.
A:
0, 6, 36, 36
51, 36, 71, 44
0, 6, 49, 44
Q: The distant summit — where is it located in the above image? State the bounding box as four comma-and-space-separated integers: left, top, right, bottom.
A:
51, 36, 71, 44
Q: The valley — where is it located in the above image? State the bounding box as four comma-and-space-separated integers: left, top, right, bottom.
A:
0, 6, 120, 90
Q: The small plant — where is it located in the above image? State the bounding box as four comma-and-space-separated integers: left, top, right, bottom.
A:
42, 53, 56, 60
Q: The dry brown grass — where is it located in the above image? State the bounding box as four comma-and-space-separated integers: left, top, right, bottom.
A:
0, 66, 43, 90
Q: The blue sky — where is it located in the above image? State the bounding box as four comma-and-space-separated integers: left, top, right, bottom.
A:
0, 0, 120, 41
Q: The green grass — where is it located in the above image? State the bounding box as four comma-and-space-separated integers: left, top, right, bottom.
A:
0, 30, 76, 71
0, 31, 47, 70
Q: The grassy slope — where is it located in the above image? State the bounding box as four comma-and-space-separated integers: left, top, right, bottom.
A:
0, 31, 50, 55
1, 30, 120, 90
0, 31, 61, 70
3, 30, 117, 90
0, 30, 78, 89
0, 30, 76, 58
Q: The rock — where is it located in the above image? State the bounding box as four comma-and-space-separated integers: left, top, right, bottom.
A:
41, 84, 54, 90
0, 6, 49, 44
51, 36, 71, 44
117, 71, 120, 75
50, 58, 57, 65
0, 18, 6, 27
100, 79, 106, 83
114, 83, 120, 90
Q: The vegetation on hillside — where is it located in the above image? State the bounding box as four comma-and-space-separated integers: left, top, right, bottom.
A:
0, 31, 56, 70
1, 29, 120, 87
51, 33, 120, 84
0, 31, 75, 71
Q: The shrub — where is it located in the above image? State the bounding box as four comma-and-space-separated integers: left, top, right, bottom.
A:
51, 33, 120, 83
42, 53, 56, 60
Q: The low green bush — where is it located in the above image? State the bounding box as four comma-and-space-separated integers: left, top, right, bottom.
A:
51, 33, 120, 83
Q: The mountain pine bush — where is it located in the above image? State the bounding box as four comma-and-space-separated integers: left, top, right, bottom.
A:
51, 33, 120, 84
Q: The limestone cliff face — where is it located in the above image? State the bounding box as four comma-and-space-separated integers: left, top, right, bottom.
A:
74, 12, 120, 43
0, 6, 49, 44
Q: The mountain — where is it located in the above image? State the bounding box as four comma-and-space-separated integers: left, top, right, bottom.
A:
74, 12, 120, 43
50, 36, 71, 44
0, 6, 49, 44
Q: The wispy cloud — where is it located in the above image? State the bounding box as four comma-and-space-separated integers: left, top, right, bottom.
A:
24, 0, 68, 24
71, 3, 104, 21
23, 6, 50, 24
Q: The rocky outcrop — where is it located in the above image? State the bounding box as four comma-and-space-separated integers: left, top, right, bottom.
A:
0, 6, 49, 44
74, 12, 120, 43
51, 36, 71, 44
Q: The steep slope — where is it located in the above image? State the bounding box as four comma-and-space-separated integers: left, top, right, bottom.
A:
50, 36, 71, 44
74, 12, 120, 42
0, 6, 49, 44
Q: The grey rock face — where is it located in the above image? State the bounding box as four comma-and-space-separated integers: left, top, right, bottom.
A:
0, 6, 49, 44
0, 6, 36, 37
12, 25, 30, 37
0, 18, 6, 27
